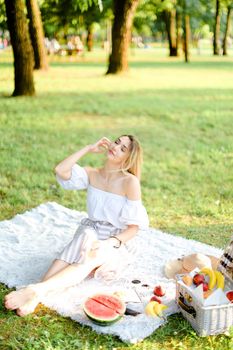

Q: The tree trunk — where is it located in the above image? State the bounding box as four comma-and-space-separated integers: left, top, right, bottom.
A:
183, 13, 190, 63
86, 24, 93, 52
213, 0, 221, 55
176, 10, 182, 56
222, 6, 232, 55
163, 9, 177, 56
5, 0, 35, 96
106, 0, 139, 74
26, 0, 48, 70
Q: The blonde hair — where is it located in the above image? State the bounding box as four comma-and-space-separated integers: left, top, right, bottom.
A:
120, 135, 143, 180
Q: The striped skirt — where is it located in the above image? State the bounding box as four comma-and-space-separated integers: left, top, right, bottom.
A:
57, 218, 137, 282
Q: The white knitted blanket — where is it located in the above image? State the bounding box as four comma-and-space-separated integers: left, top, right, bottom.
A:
0, 202, 223, 343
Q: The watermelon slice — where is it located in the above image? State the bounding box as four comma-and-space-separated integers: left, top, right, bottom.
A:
83, 293, 126, 326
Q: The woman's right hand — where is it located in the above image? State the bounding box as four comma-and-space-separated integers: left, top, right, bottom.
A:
88, 137, 111, 154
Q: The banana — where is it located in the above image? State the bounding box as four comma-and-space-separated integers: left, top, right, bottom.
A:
145, 301, 168, 317
214, 270, 225, 290
145, 301, 158, 317
153, 303, 168, 317
199, 267, 216, 290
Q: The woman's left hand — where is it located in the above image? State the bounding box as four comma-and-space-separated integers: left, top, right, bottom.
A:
89, 239, 115, 258
88, 137, 111, 154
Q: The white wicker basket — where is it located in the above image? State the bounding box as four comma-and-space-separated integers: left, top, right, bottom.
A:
175, 237, 233, 336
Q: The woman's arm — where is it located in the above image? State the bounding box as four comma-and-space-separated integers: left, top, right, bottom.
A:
55, 137, 111, 180
109, 225, 139, 246
91, 224, 138, 253
55, 145, 91, 180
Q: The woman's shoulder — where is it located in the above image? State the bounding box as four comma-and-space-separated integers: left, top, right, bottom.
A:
84, 166, 99, 178
123, 173, 141, 200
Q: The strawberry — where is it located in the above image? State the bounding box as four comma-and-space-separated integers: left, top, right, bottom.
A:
153, 285, 165, 297
150, 295, 162, 303
202, 282, 209, 292
193, 273, 205, 286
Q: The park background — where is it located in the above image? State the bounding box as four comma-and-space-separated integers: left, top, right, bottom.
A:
0, 0, 233, 349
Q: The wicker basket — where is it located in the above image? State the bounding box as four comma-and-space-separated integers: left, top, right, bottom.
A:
175, 237, 233, 336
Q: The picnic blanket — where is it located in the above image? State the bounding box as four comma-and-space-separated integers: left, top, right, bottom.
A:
0, 202, 223, 343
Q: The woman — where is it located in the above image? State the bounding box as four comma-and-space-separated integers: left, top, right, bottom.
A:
5, 135, 149, 316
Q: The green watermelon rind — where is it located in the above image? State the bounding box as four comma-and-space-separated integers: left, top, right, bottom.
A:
83, 308, 122, 326
83, 294, 125, 327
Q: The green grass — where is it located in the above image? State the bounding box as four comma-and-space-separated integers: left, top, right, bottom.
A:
0, 48, 233, 349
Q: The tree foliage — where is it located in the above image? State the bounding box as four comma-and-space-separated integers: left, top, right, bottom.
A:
0, 0, 7, 30
40, 0, 107, 37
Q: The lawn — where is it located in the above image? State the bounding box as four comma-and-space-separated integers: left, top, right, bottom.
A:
0, 47, 233, 349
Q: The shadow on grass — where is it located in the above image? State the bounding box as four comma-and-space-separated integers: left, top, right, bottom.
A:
1, 59, 232, 71
46, 59, 233, 70
129, 60, 233, 70
0, 88, 232, 122
49, 60, 106, 69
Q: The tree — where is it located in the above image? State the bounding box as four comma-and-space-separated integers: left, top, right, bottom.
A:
179, 0, 208, 62
222, 1, 233, 55
107, 0, 140, 74
134, 0, 182, 57
86, 23, 94, 51
26, 0, 48, 70
40, 0, 107, 52
161, 0, 180, 57
182, 2, 190, 62
176, 6, 182, 54
163, 6, 178, 56
133, 0, 159, 41
213, 0, 221, 55
81, 3, 110, 52
5, 0, 35, 96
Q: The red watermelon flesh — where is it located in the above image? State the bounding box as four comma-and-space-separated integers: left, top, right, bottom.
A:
91, 294, 125, 315
83, 294, 126, 326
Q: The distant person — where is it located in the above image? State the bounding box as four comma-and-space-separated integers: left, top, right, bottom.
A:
50, 38, 60, 54
74, 36, 83, 52
0, 38, 4, 50
3, 38, 8, 48
44, 37, 51, 54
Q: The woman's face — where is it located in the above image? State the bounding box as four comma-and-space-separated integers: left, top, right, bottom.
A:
107, 136, 131, 164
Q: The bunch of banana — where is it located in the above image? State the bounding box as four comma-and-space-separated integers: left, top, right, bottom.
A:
199, 267, 216, 289
199, 267, 225, 290
145, 301, 168, 317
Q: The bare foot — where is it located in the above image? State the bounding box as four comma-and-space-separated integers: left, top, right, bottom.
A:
4, 286, 39, 310
16, 297, 40, 316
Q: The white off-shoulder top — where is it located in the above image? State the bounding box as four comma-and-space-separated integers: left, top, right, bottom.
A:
56, 164, 149, 230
